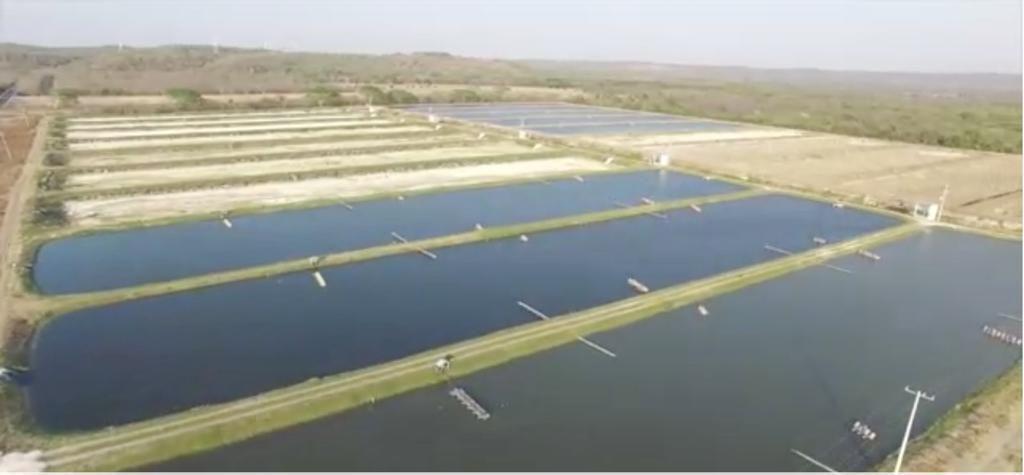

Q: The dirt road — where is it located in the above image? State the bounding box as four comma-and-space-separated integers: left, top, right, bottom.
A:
0, 117, 42, 353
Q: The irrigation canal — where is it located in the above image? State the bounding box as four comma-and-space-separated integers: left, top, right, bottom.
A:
145, 229, 1021, 471
27, 194, 896, 430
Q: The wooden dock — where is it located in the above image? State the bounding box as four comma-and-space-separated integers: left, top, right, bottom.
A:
449, 387, 491, 420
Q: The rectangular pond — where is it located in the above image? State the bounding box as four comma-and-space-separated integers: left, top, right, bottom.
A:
402, 103, 739, 136
33, 170, 743, 294
144, 229, 1022, 471
26, 194, 897, 431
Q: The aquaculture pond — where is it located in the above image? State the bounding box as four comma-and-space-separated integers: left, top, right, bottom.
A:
403, 103, 738, 136
27, 194, 896, 431
34, 170, 742, 294
147, 229, 1022, 472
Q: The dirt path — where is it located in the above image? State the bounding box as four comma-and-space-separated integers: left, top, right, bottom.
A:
884, 366, 1022, 472
0, 117, 42, 353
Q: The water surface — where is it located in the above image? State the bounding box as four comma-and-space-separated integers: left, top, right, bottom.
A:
147, 229, 1022, 471
29, 195, 895, 430
35, 170, 740, 294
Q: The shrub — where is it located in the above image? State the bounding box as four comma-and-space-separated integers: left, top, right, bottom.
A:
305, 85, 340, 106
37, 171, 66, 191
55, 89, 80, 108
165, 88, 205, 109
43, 152, 68, 166
33, 199, 67, 227
386, 89, 419, 104
357, 85, 391, 105
449, 89, 482, 103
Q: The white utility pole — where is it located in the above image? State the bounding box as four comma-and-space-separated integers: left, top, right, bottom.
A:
894, 386, 935, 473
935, 185, 949, 222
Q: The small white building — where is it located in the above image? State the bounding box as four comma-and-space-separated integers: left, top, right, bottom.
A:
518, 130, 531, 140
651, 153, 671, 167
913, 203, 940, 221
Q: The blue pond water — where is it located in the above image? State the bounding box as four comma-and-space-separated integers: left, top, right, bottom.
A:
28, 194, 896, 431
402, 103, 737, 136
34, 170, 742, 294
146, 229, 1022, 471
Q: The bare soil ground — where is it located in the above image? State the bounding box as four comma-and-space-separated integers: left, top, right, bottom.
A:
603, 129, 804, 146
0, 117, 38, 231
67, 107, 352, 124
69, 125, 428, 152
632, 133, 1021, 228
879, 366, 1021, 472
65, 142, 538, 190
67, 113, 365, 131
65, 157, 610, 227
67, 118, 378, 140
0, 116, 41, 362
71, 134, 467, 168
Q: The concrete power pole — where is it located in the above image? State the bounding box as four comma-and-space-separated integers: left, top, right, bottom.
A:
893, 386, 935, 473
935, 185, 949, 222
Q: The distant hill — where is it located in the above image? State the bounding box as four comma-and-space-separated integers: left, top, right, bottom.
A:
0, 44, 539, 94
1, 43, 1019, 101
524, 59, 1022, 102
1, 43, 1018, 153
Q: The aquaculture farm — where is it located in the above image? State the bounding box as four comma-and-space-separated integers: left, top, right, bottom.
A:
0, 102, 1019, 471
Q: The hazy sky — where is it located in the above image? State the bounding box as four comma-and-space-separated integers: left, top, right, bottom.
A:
1, 0, 1020, 74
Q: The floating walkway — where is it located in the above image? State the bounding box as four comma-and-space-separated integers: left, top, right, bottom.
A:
516, 301, 617, 358
448, 387, 491, 420
982, 325, 1022, 347
390, 232, 438, 260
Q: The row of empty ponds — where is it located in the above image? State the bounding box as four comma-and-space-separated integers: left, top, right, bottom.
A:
34, 170, 743, 294
147, 229, 1022, 471
401, 103, 740, 136
28, 194, 897, 430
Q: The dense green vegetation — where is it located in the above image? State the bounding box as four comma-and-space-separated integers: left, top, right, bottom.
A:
571, 80, 1022, 153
